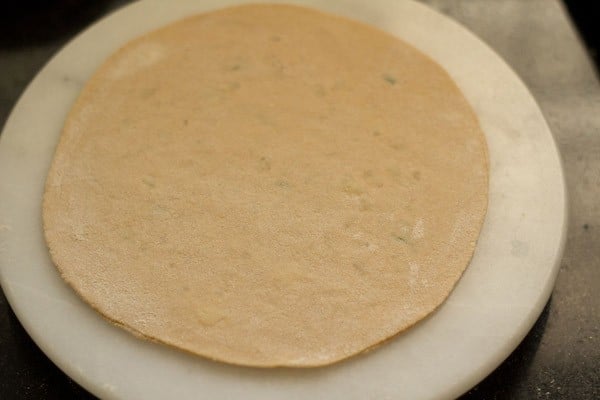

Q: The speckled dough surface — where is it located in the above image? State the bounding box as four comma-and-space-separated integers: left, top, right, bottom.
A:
43, 4, 488, 367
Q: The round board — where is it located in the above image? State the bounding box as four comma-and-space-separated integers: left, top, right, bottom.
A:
0, 0, 567, 399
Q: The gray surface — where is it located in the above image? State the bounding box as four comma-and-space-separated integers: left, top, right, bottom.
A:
422, 0, 599, 398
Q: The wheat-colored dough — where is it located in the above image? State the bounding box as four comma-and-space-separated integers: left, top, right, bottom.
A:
43, 4, 488, 367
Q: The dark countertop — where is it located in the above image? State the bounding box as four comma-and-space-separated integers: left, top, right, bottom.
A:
1, 1, 598, 398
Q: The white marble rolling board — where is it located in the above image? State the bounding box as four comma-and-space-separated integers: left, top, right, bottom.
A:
0, 0, 567, 399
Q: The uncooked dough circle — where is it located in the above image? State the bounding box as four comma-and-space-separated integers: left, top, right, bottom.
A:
43, 4, 488, 367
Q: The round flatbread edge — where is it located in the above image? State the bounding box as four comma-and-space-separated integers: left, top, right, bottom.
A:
42, 3, 488, 367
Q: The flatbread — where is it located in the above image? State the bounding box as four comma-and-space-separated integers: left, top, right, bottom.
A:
43, 4, 488, 367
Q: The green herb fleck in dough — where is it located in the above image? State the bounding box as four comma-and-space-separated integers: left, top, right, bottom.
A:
383, 74, 397, 85
342, 184, 364, 196
392, 234, 408, 243
388, 142, 403, 151
259, 156, 271, 171
142, 177, 156, 188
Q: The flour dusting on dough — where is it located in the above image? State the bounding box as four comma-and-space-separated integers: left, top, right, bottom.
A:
411, 218, 425, 239
409, 261, 420, 286
108, 42, 166, 79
